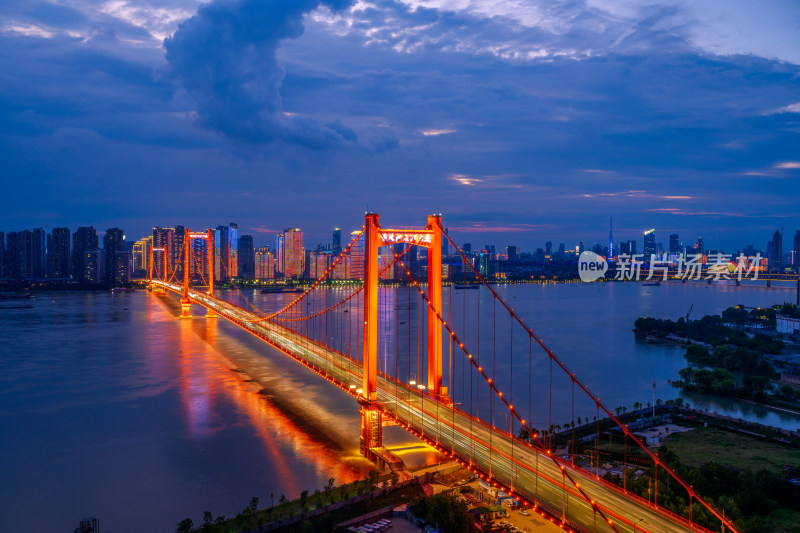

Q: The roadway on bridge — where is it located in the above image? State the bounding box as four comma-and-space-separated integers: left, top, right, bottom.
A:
155, 282, 708, 533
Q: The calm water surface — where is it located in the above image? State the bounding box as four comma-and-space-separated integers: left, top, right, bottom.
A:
1, 280, 797, 532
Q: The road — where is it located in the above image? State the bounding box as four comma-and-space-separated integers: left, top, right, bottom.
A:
155, 282, 717, 533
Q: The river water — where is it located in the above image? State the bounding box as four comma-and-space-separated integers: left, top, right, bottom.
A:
1, 280, 797, 532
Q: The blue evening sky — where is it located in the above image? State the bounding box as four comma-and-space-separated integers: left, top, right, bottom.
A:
1, 0, 798, 252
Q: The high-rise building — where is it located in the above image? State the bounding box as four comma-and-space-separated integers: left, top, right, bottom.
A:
332, 228, 342, 257
608, 217, 614, 261
46, 228, 71, 279
189, 237, 208, 281
350, 230, 364, 280
173, 225, 185, 280
545, 241, 552, 256
463, 243, 472, 255
643, 229, 656, 257
103, 228, 124, 285
308, 250, 331, 280
72, 227, 98, 283
31, 228, 45, 279
0, 231, 4, 278
771, 230, 783, 271
793, 230, 800, 268
237, 235, 254, 279
283, 228, 304, 278
115, 251, 131, 284
695, 236, 704, 256
669, 234, 680, 254
83, 249, 104, 284
7, 228, 45, 280
152, 227, 174, 281
132, 236, 151, 277
254, 246, 274, 279
228, 223, 238, 278
507, 246, 519, 261
275, 232, 285, 276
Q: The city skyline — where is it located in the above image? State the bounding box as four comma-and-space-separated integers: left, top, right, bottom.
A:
1, 1, 798, 251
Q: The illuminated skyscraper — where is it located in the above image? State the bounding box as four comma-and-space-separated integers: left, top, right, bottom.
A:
349, 230, 364, 279
190, 237, 208, 281
332, 228, 342, 256
214, 223, 238, 280
132, 236, 151, 277
255, 247, 274, 279
643, 229, 656, 257
152, 227, 174, 281
283, 228, 304, 278
275, 232, 285, 276
309, 250, 331, 279
173, 225, 185, 279
608, 218, 613, 261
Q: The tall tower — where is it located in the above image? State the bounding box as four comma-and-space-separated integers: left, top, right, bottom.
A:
608, 217, 614, 261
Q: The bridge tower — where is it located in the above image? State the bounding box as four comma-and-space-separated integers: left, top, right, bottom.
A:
359, 213, 446, 459
360, 213, 382, 457
205, 228, 216, 318
147, 245, 153, 291
427, 214, 444, 398
180, 228, 192, 318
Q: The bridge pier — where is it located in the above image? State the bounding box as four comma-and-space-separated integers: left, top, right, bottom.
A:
359, 401, 383, 460
179, 298, 192, 319
736, 279, 740, 286
767, 279, 771, 287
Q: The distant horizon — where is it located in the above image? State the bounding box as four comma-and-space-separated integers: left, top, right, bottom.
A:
3, 218, 797, 256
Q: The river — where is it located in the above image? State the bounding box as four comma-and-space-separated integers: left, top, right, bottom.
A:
0, 280, 797, 531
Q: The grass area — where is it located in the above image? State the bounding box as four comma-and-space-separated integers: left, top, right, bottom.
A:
759, 507, 800, 533
664, 427, 800, 473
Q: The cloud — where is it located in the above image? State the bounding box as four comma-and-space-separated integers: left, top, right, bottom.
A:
449, 174, 482, 185
164, 0, 358, 147
768, 102, 800, 114
775, 161, 800, 169
421, 128, 456, 136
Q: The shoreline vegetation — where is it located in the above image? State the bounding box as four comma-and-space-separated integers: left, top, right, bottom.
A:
634, 304, 800, 412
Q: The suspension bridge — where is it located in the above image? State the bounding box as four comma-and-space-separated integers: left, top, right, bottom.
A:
148, 213, 742, 533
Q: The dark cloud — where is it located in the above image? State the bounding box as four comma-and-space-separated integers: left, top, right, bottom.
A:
164, 0, 359, 147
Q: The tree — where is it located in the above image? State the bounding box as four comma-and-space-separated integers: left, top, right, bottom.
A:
176, 518, 193, 533
203, 511, 213, 533
409, 493, 477, 533
577, 416, 582, 425
324, 477, 335, 503
633, 401, 642, 411
279, 494, 287, 518
300, 490, 309, 511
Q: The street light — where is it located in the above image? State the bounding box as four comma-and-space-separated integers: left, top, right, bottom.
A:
632, 517, 644, 532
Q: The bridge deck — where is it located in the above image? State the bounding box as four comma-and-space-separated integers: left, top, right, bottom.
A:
154, 282, 713, 533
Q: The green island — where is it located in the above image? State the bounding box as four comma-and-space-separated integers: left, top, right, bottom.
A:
634, 304, 800, 411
